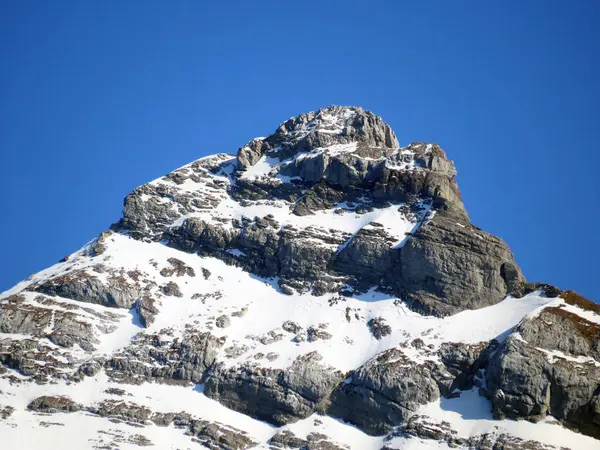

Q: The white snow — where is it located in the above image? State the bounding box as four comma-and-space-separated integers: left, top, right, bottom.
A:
92, 308, 143, 355
522, 295, 600, 325
0, 371, 274, 449
280, 414, 380, 449
1, 233, 597, 450
0, 410, 201, 450
170, 197, 427, 255
1, 233, 560, 375
407, 388, 600, 450
239, 155, 279, 180
318, 142, 358, 156
559, 301, 600, 324
536, 347, 600, 367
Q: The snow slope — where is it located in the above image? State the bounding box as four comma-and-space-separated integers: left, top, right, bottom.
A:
2, 230, 597, 449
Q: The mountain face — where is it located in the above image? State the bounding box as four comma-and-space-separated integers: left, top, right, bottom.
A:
0, 106, 598, 450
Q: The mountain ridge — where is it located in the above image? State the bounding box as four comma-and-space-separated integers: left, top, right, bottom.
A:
1, 106, 598, 449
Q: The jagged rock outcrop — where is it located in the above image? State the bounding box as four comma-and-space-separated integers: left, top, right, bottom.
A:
0, 294, 102, 350
30, 270, 142, 309
486, 302, 600, 438
105, 330, 225, 384
393, 206, 524, 316
268, 430, 348, 450
27, 397, 258, 450
27, 395, 83, 413
327, 342, 493, 435
385, 414, 567, 449
238, 106, 399, 171
328, 348, 446, 435
205, 352, 343, 425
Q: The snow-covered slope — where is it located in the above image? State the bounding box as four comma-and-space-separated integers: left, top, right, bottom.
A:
1, 106, 598, 449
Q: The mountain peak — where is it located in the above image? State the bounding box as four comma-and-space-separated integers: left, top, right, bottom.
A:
2, 107, 599, 449
274, 105, 399, 149
237, 106, 399, 172
235, 106, 462, 218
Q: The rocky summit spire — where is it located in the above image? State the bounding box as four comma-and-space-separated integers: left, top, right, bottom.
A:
237, 106, 399, 172
1, 106, 599, 449
236, 106, 464, 214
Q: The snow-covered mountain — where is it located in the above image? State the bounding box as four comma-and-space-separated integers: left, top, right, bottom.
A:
1, 106, 599, 449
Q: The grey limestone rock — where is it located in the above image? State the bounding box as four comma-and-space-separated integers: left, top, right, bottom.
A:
247, 106, 399, 166
30, 270, 142, 309
90, 399, 153, 424
89, 230, 113, 256
282, 321, 302, 334
385, 414, 566, 450
105, 330, 224, 385
327, 341, 493, 436
307, 326, 332, 342
486, 323, 600, 438
27, 395, 83, 413
437, 341, 493, 391
392, 206, 524, 316
367, 317, 392, 340
160, 257, 195, 277
0, 294, 121, 352
237, 137, 267, 172
327, 348, 450, 435
0, 405, 15, 419
0, 338, 74, 382
216, 315, 231, 329
269, 429, 348, 450
75, 361, 102, 378
518, 306, 600, 361
160, 281, 183, 297
187, 419, 258, 450
26, 397, 258, 450
136, 295, 159, 327
112, 106, 526, 317
292, 183, 345, 216
333, 226, 399, 282
204, 352, 343, 426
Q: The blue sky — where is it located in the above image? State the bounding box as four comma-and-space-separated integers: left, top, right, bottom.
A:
1, 1, 598, 301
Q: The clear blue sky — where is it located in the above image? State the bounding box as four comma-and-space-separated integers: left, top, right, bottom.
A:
1, 1, 598, 301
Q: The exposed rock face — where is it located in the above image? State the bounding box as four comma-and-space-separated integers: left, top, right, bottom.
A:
27, 396, 83, 413
519, 307, 600, 361
136, 295, 159, 327
328, 347, 458, 435
486, 304, 600, 438
0, 405, 14, 419
238, 106, 399, 172
394, 206, 524, 316
367, 317, 392, 340
204, 352, 343, 425
438, 341, 492, 391
386, 414, 566, 450
105, 330, 224, 385
30, 270, 142, 309
0, 293, 122, 353
1, 106, 597, 449
269, 430, 348, 450
26, 397, 258, 450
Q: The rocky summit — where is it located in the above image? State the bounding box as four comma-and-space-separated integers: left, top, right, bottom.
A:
1, 105, 598, 449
